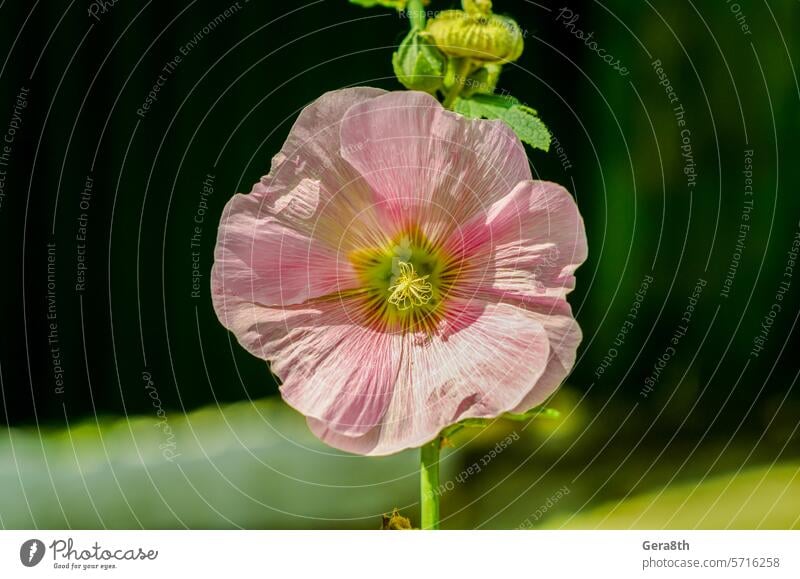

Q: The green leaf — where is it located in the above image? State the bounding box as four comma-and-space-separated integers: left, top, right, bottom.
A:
453, 93, 552, 151
349, 0, 408, 9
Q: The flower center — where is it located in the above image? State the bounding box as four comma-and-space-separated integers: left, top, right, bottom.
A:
348, 229, 456, 332
387, 261, 433, 310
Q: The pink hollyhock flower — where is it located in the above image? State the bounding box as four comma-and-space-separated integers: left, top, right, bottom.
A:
211, 89, 587, 456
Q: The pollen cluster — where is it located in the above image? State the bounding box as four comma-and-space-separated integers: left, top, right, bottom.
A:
387, 262, 433, 310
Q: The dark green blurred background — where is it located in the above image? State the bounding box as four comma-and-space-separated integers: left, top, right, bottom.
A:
0, 0, 797, 529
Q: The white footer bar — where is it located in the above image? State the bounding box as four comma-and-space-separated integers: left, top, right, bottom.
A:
1, 530, 797, 578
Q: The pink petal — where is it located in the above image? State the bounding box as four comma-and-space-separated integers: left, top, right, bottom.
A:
212, 192, 358, 306
445, 180, 588, 303
439, 180, 587, 413
252, 86, 390, 250
338, 91, 532, 245
509, 298, 582, 412
212, 88, 389, 307
211, 292, 397, 436
308, 299, 552, 455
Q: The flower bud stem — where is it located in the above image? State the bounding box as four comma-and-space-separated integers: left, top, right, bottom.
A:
407, 0, 426, 30
420, 437, 441, 529
443, 57, 474, 109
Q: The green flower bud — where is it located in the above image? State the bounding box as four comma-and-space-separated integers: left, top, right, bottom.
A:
425, 9, 524, 63
392, 28, 446, 93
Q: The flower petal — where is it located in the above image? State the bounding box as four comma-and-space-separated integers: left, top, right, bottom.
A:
212, 88, 390, 307
252, 86, 389, 250
445, 180, 588, 302
338, 91, 532, 245
308, 299, 551, 455
509, 298, 582, 412
211, 293, 398, 436
439, 180, 587, 412
212, 192, 359, 306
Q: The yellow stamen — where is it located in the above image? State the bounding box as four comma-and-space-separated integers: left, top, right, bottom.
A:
387, 261, 433, 310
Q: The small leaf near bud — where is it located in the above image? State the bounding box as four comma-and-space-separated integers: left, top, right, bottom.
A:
392, 28, 446, 93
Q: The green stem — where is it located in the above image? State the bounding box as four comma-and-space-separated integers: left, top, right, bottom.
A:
442, 57, 473, 109
406, 0, 426, 30
420, 438, 441, 530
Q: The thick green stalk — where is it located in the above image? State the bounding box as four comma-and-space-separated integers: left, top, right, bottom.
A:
419, 438, 441, 529
442, 57, 473, 109
407, 0, 426, 30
